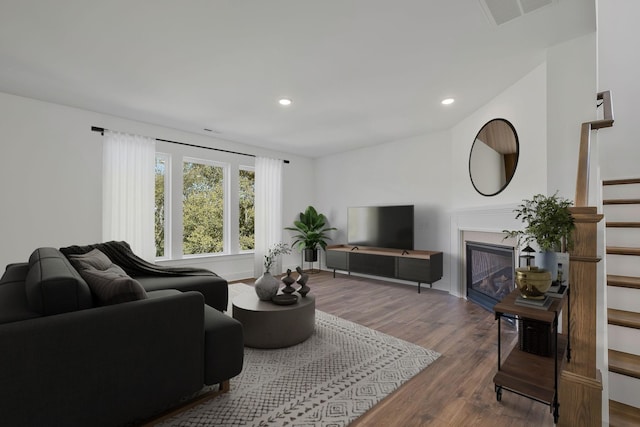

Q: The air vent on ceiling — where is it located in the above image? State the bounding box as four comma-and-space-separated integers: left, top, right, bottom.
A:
480, 0, 556, 26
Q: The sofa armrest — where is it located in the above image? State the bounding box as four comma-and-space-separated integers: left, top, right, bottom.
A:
25, 247, 93, 315
1, 262, 29, 283
0, 290, 205, 427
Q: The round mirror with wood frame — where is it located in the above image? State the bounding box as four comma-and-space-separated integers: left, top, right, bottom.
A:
469, 118, 519, 196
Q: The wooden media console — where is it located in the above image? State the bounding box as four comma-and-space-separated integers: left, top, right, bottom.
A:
325, 245, 443, 293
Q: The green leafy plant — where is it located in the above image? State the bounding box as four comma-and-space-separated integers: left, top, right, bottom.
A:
264, 242, 291, 273
504, 193, 575, 252
285, 206, 336, 251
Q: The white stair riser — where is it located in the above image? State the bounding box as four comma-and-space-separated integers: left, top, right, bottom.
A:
609, 372, 640, 409
603, 183, 640, 199
606, 254, 640, 278
608, 325, 640, 354
603, 204, 640, 222
604, 182, 640, 411
606, 228, 640, 247
608, 286, 640, 312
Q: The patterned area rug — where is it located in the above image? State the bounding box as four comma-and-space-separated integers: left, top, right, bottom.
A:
158, 284, 440, 426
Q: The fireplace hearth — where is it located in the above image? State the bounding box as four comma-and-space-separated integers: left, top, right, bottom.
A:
466, 241, 515, 312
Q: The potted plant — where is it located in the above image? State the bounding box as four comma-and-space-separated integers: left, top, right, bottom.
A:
285, 206, 336, 262
504, 192, 575, 252
255, 242, 290, 301
504, 192, 575, 287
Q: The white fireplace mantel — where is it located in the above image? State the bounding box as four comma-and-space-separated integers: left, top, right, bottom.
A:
449, 204, 522, 298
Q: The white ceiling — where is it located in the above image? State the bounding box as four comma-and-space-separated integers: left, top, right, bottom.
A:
0, 0, 595, 158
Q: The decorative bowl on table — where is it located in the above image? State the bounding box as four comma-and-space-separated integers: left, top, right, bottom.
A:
271, 294, 298, 305
515, 266, 552, 299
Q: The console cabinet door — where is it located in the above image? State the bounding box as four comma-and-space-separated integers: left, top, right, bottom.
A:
397, 253, 443, 283
326, 250, 348, 270
349, 253, 395, 277
396, 257, 430, 282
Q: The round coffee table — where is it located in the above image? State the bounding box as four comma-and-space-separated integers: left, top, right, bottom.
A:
232, 293, 315, 349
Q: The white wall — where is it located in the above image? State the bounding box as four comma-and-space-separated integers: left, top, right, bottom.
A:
597, 0, 640, 180
0, 92, 102, 266
546, 32, 598, 200
451, 63, 548, 210
315, 130, 453, 292
0, 91, 314, 280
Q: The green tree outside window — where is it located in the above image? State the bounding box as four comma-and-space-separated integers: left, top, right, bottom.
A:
154, 156, 166, 257
183, 161, 224, 254
239, 168, 255, 250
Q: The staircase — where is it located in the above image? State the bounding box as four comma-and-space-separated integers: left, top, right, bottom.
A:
603, 178, 640, 426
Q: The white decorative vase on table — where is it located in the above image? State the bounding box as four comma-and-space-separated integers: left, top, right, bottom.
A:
255, 271, 280, 301
256, 242, 291, 301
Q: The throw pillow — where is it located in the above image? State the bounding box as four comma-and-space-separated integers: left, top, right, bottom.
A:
67, 248, 113, 271
78, 267, 148, 305
68, 249, 147, 306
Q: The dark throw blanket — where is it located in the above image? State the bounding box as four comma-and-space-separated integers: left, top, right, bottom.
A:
59, 241, 218, 278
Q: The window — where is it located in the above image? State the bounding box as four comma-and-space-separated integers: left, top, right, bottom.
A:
154, 147, 254, 259
182, 159, 226, 255
154, 154, 169, 258
239, 167, 255, 250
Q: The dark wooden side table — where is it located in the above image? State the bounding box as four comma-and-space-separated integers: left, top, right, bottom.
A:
493, 288, 571, 423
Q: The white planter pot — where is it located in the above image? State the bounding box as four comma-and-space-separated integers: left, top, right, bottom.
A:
536, 251, 569, 282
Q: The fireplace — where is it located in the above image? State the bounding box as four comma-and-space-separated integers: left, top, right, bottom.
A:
466, 241, 515, 312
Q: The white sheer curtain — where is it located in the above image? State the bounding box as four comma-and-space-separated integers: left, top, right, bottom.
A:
102, 130, 156, 261
254, 156, 284, 278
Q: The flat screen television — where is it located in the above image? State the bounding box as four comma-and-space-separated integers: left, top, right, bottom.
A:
347, 205, 414, 250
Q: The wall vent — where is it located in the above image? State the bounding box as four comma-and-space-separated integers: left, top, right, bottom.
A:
479, 0, 556, 26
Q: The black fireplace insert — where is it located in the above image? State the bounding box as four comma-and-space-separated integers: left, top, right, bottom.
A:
466, 241, 515, 312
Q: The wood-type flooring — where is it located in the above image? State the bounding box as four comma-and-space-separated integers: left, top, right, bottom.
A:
259, 271, 557, 427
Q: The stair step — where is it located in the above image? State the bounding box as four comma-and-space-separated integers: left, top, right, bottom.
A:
609, 349, 640, 380
607, 222, 640, 228
609, 275, 640, 289
609, 309, 640, 330
604, 199, 640, 205
610, 399, 640, 427
608, 246, 640, 256
605, 178, 640, 425
604, 178, 640, 186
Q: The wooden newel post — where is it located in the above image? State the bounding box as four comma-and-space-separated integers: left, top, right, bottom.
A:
558, 207, 604, 426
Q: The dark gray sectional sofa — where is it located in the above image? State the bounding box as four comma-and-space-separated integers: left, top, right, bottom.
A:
0, 244, 244, 427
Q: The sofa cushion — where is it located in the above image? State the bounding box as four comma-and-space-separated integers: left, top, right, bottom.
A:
68, 249, 148, 306
202, 305, 244, 385
145, 289, 243, 385
136, 274, 229, 312
78, 268, 148, 306
25, 248, 93, 315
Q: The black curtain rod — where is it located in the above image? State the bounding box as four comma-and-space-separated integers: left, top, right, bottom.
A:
91, 126, 290, 164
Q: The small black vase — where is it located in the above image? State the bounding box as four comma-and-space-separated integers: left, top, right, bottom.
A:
281, 269, 296, 294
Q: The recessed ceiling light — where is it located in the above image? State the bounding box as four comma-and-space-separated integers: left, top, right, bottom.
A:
279, 98, 292, 106
441, 98, 455, 105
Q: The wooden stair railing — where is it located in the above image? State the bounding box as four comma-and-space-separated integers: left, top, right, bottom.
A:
558, 91, 614, 426
575, 90, 615, 207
